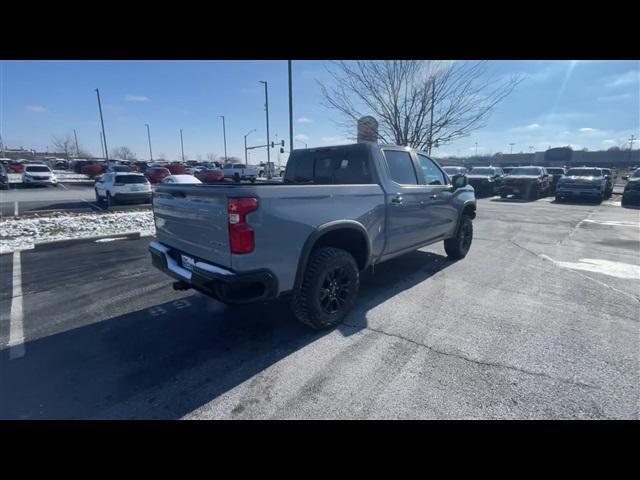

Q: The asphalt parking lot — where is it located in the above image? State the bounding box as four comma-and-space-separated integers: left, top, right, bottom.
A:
0, 184, 148, 217
0, 194, 638, 419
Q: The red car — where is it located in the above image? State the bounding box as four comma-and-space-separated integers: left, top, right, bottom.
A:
7, 162, 25, 173
145, 167, 171, 183
81, 163, 107, 178
195, 168, 225, 183
167, 163, 187, 175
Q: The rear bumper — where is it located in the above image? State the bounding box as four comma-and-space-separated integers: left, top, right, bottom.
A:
113, 192, 152, 203
149, 240, 278, 304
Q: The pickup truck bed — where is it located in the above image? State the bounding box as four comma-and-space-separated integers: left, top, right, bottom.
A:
150, 142, 476, 329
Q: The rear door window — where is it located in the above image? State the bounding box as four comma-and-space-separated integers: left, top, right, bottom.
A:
285, 144, 372, 184
383, 150, 418, 185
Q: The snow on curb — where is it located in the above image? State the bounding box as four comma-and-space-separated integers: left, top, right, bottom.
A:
0, 210, 156, 254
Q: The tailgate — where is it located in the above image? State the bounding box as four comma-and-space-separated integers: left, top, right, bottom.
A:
152, 185, 231, 268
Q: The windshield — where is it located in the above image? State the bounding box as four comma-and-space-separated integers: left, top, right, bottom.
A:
547, 168, 565, 174
469, 168, 494, 175
25, 166, 50, 172
632, 169, 640, 178
511, 167, 541, 175
566, 169, 601, 177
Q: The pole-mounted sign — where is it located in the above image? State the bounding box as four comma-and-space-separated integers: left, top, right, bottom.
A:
357, 116, 378, 143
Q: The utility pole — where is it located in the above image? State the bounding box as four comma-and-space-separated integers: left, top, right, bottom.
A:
99, 132, 105, 159
244, 129, 256, 163
259, 81, 271, 179
475, 142, 478, 156
428, 79, 435, 154
180, 129, 185, 162
288, 60, 294, 158
629, 134, 636, 163
95, 88, 109, 162
219, 116, 227, 162
73, 129, 80, 158
509, 143, 515, 155
146, 124, 153, 162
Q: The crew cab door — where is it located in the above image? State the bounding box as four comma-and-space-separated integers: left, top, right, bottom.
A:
415, 153, 459, 239
381, 148, 441, 254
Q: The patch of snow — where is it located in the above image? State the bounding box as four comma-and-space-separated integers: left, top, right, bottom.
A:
0, 210, 155, 254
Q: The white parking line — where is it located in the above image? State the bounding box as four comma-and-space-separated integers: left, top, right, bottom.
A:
14, 201, 18, 216
8, 250, 25, 359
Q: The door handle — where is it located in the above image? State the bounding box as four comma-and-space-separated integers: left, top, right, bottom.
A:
391, 195, 403, 205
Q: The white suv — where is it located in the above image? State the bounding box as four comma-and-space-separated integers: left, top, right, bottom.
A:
95, 172, 152, 206
23, 164, 58, 186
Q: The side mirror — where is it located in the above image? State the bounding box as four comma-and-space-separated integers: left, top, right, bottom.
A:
452, 173, 467, 189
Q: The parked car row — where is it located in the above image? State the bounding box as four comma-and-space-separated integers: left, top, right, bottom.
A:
621, 168, 640, 206
442, 165, 616, 202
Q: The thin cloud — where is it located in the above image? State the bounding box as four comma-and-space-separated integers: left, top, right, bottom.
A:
598, 93, 632, 102
605, 70, 639, 88
579, 128, 598, 133
297, 117, 313, 123
294, 134, 309, 141
526, 123, 540, 129
25, 105, 47, 113
125, 94, 150, 102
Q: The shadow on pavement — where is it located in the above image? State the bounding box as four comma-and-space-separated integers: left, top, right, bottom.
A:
0, 249, 453, 419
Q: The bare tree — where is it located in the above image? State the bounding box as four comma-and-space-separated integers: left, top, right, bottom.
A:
225, 156, 242, 164
110, 146, 137, 161
206, 152, 218, 163
319, 61, 523, 152
51, 135, 75, 159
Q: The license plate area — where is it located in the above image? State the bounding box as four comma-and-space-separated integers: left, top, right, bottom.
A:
181, 254, 195, 271
513, 188, 520, 193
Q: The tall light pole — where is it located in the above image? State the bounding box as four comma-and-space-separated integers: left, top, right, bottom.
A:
288, 60, 293, 157
180, 129, 185, 162
95, 88, 109, 162
295, 139, 307, 149
219, 116, 227, 162
259, 80, 271, 179
73, 129, 80, 158
99, 132, 105, 159
244, 129, 256, 163
146, 124, 153, 162
475, 142, 478, 156
509, 143, 515, 155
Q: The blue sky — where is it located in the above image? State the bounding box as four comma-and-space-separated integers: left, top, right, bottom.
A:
1, 60, 638, 162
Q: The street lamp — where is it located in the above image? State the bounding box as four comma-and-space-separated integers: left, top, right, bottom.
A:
219, 116, 227, 162
180, 129, 185, 162
259, 80, 271, 179
146, 124, 153, 162
244, 129, 256, 163
295, 139, 308, 149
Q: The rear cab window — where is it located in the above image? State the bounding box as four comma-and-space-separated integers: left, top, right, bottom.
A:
284, 144, 373, 184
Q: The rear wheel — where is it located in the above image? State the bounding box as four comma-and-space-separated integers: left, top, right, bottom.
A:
444, 215, 473, 260
291, 247, 359, 330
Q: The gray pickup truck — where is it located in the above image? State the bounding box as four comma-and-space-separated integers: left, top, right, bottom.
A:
149, 143, 476, 329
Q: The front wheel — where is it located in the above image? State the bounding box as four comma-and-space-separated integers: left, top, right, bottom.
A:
291, 247, 359, 330
444, 215, 473, 260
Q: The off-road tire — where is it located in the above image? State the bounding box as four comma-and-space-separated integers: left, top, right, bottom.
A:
291, 247, 359, 330
444, 214, 473, 260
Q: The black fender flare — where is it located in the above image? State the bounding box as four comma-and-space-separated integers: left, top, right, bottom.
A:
292, 220, 372, 292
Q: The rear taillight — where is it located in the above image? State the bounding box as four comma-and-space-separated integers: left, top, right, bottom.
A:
228, 197, 258, 254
